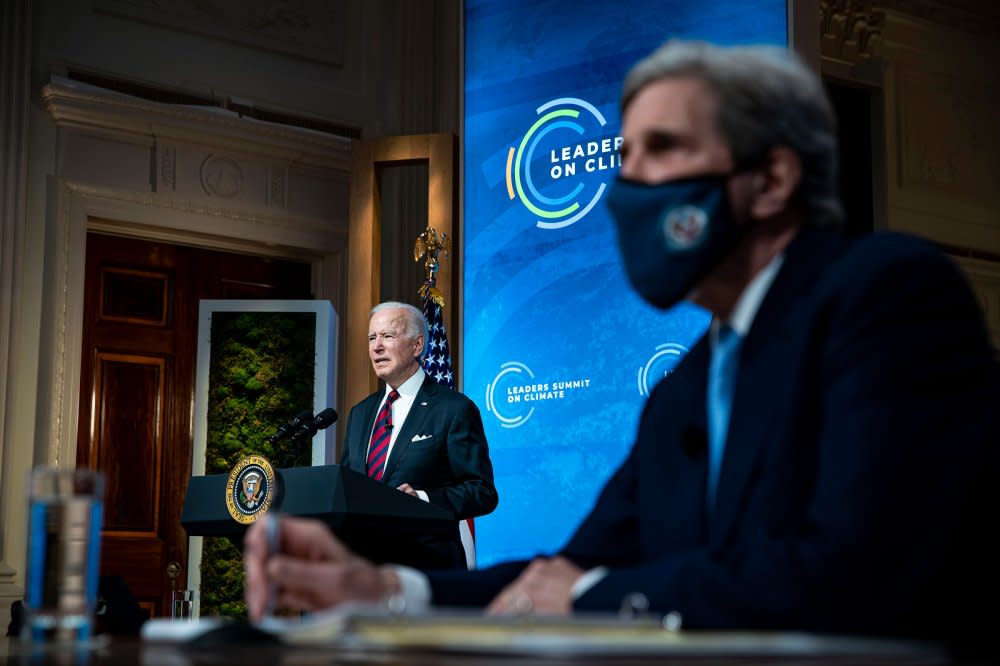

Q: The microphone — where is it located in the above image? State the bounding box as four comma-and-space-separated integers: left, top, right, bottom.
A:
313, 407, 338, 429
268, 410, 313, 443
290, 408, 339, 441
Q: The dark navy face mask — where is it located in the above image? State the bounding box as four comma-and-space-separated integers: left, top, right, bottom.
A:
606, 173, 743, 310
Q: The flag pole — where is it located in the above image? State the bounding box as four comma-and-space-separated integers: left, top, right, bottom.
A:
414, 227, 456, 389
414, 226, 449, 302
414, 227, 475, 567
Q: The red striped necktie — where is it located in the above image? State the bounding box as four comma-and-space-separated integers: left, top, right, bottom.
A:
366, 389, 400, 481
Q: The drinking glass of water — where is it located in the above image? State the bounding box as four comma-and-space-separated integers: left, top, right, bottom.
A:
171, 589, 196, 620
23, 466, 105, 642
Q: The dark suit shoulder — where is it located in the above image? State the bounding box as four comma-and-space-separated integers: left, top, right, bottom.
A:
816, 231, 980, 322
351, 390, 384, 410
437, 387, 480, 409
849, 229, 942, 256
420, 380, 481, 409
827, 230, 963, 288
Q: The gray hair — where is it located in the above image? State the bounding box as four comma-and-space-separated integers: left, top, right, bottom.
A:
622, 40, 843, 228
370, 301, 428, 356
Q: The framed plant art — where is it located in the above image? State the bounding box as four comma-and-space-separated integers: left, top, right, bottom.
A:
187, 299, 337, 617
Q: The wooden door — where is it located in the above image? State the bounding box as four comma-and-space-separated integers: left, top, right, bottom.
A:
75, 232, 311, 618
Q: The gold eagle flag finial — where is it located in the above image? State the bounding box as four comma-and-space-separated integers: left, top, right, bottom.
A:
414, 227, 450, 305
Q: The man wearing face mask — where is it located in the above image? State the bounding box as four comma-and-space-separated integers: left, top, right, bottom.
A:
244, 40, 999, 650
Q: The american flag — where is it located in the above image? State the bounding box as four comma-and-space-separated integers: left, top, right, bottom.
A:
419, 280, 476, 567
420, 282, 455, 389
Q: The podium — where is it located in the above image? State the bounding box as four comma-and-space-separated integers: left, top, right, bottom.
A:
181, 464, 460, 569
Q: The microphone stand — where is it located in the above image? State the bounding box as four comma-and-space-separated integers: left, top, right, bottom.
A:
285, 408, 339, 467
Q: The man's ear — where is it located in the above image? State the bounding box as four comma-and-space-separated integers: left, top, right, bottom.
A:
749, 147, 802, 219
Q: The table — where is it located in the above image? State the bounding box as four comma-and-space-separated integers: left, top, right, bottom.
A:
0, 628, 963, 666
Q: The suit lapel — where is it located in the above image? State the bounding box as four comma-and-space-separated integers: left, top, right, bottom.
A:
709, 229, 846, 541
670, 339, 712, 544
383, 377, 438, 480
353, 392, 382, 473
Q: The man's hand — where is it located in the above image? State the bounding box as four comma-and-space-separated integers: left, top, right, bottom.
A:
485, 556, 583, 616
244, 515, 400, 621
396, 483, 418, 497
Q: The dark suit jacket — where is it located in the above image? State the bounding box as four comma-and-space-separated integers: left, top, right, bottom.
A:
427, 229, 1000, 647
340, 375, 498, 569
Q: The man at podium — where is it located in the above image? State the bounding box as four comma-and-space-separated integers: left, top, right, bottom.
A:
338, 301, 498, 569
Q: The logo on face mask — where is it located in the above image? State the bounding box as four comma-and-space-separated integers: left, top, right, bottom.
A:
663, 206, 709, 250
606, 174, 740, 310
506, 97, 621, 230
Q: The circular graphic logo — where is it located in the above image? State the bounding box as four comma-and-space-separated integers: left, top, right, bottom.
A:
637, 343, 689, 396
662, 205, 708, 250
506, 97, 619, 230
485, 361, 537, 429
225, 455, 276, 524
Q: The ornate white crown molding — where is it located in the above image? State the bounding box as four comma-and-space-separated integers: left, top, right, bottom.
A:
94, 0, 348, 68
878, 0, 1000, 39
41, 78, 353, 171
821, 0, 886, 64
821, 0, 1000, 65
64, 181, 339, 239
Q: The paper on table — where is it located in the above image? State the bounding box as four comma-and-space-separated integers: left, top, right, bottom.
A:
144, 606, 946, 661
140, 616, 229, 642
258, 608, 946, 660
253, 601, 385, 644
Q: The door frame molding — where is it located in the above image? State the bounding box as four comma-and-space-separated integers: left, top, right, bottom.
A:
38, 78, 353, 469
5, 79, 355, 603
346, 133, 458, 411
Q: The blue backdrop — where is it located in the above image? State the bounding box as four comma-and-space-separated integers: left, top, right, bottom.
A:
462, 0, 787, 566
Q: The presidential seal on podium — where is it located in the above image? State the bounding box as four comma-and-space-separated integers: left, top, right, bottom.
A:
225, 455, 277, 524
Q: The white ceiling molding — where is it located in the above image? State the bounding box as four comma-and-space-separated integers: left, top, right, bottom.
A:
42, 76, 354, 171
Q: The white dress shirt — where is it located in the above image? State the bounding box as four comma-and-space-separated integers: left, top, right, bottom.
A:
371, 366, 430, 502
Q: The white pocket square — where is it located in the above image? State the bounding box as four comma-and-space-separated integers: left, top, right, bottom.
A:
411, 434, 432, 442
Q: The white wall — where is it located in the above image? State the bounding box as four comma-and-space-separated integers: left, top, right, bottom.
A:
877, 11, 1000, 346
821, 3, 1000, 348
